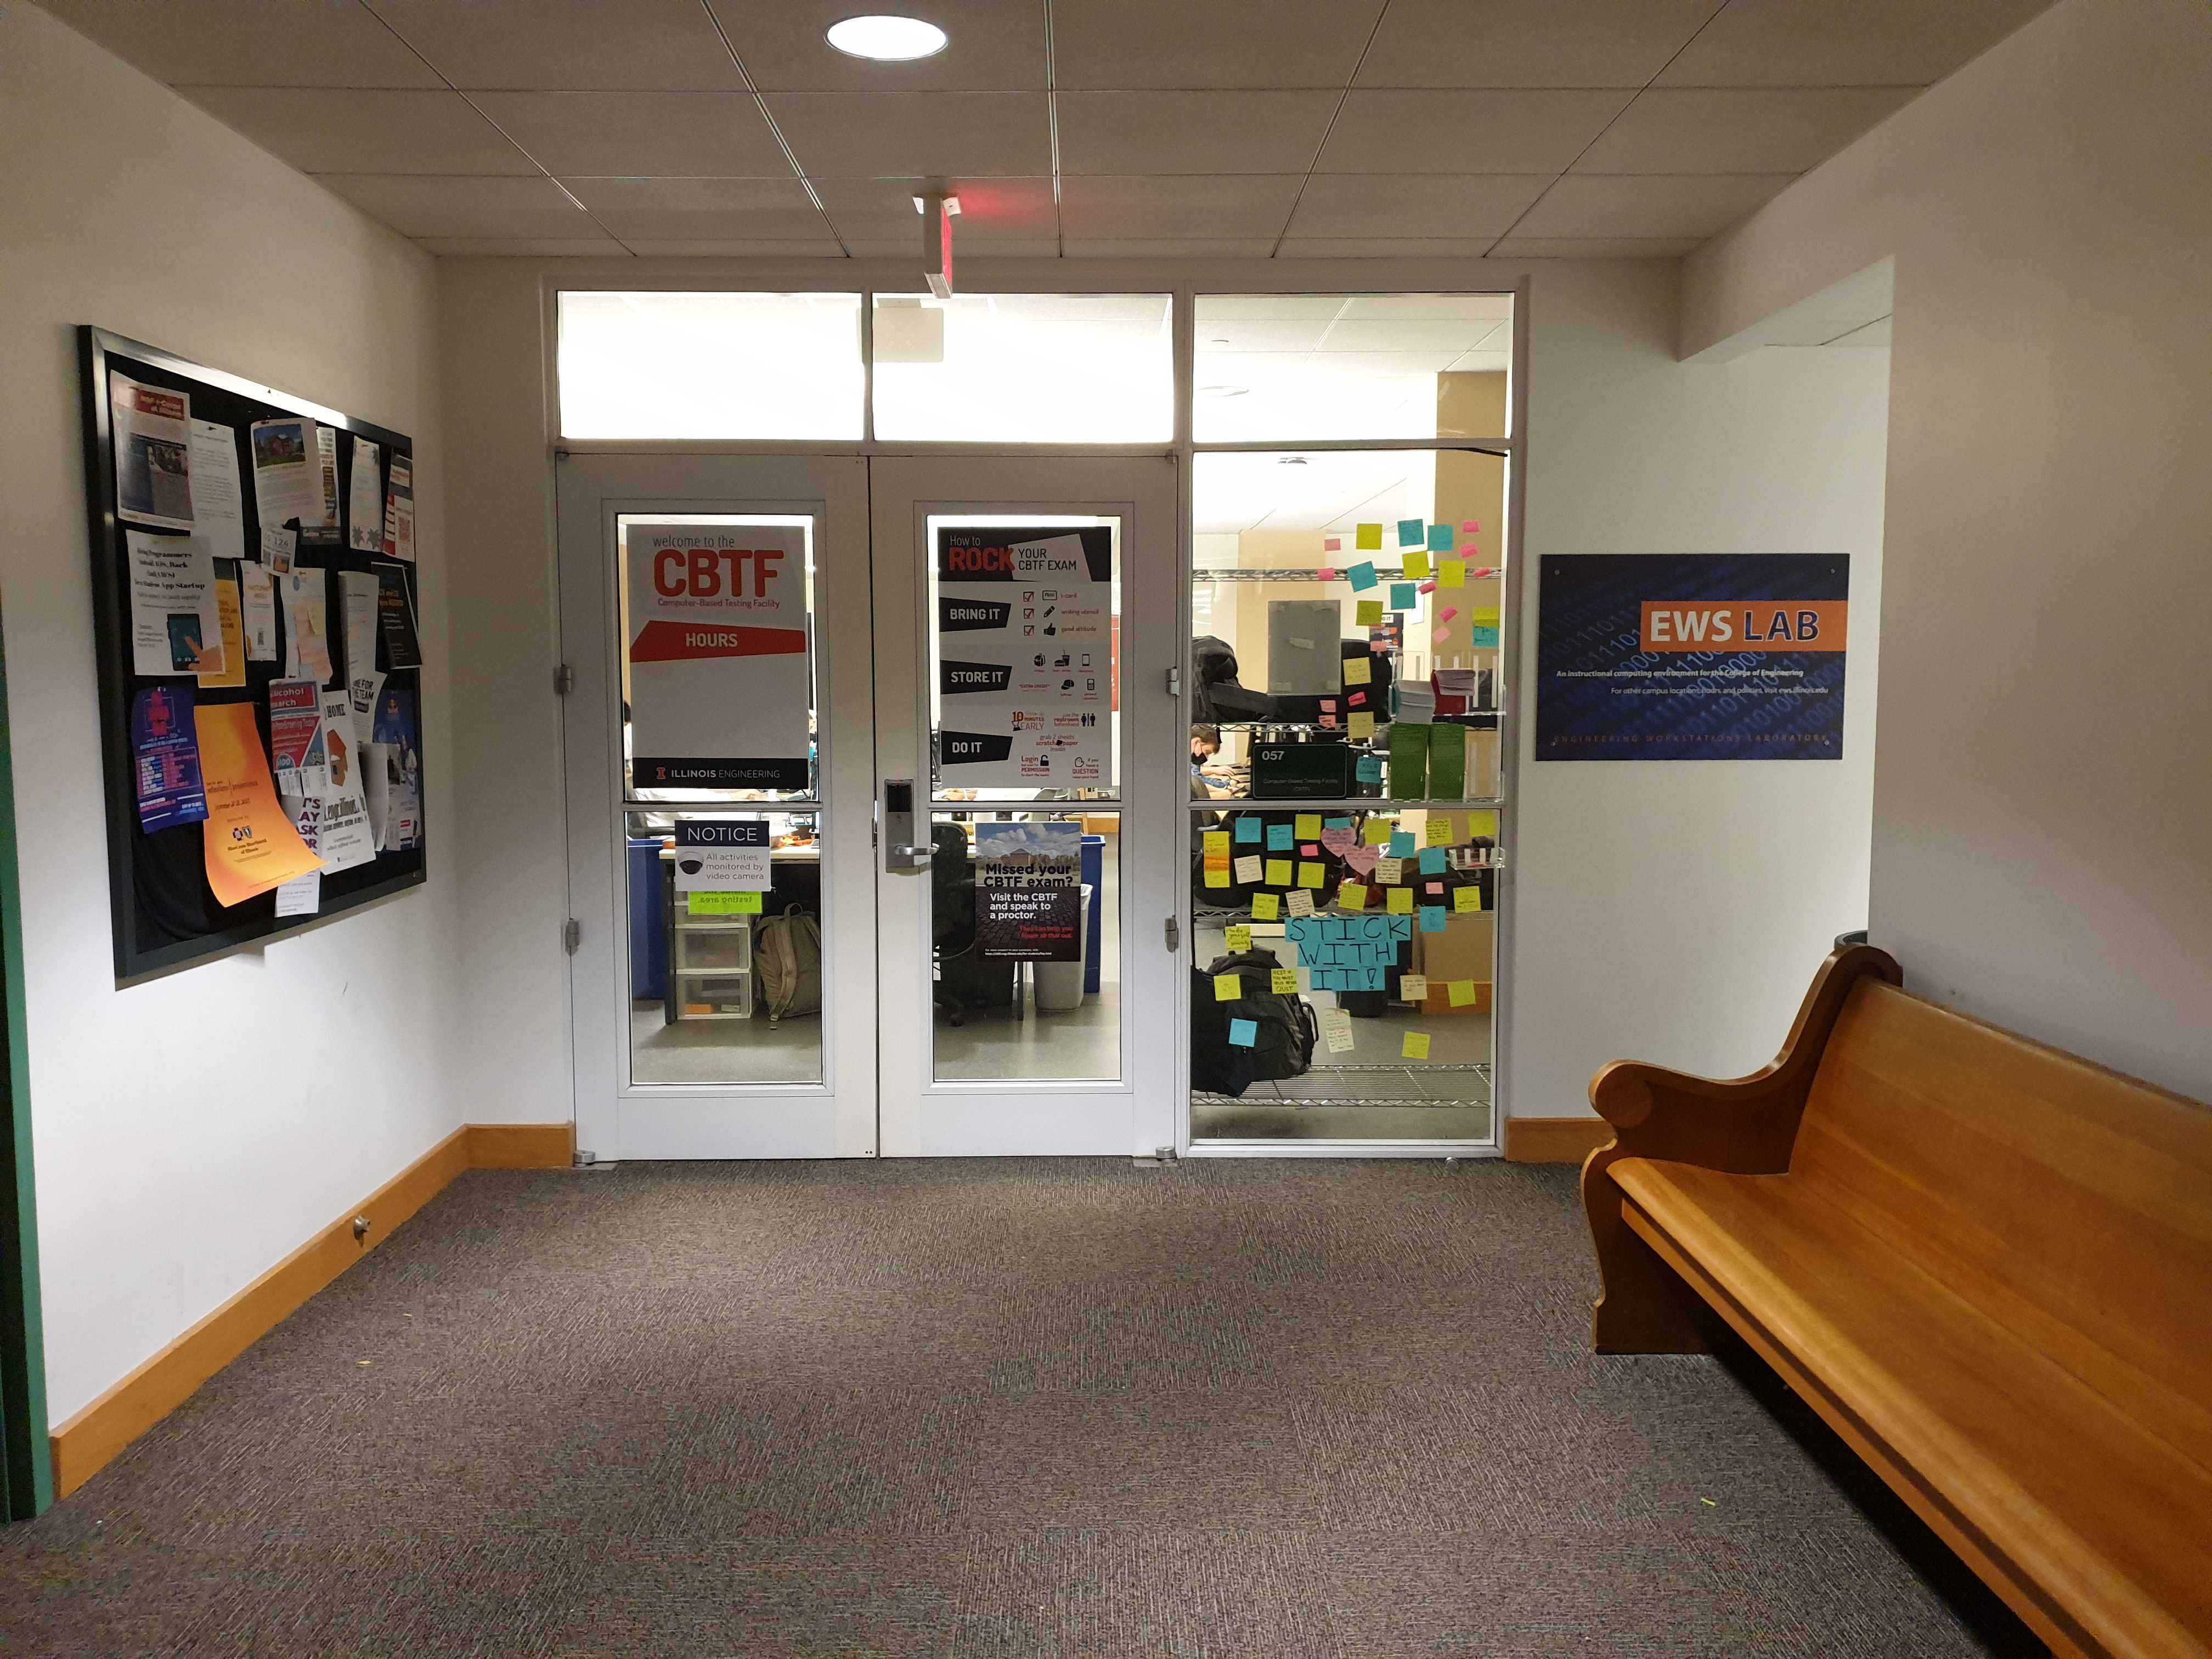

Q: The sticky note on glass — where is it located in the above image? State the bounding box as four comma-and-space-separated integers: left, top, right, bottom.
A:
1400, 974, 1428, 1002
1266, 858, 1293, 887
1454, 885, 1481, 913
1389, 583, 1418, 611
1266, 823, 1294, 850
1402, 1031, 1432, 1060
1234, 855, 1262, 883
1347, 712, 1375, 741
1426, 523, 1454, 554
1419, 905, 1446, 933
1364, 818, 1394, 847
1396, 518, 1424, 548
1347, 561, 1378, 590
1355, 598, 1383, 627
1448, 978, 1478, 1007
1286, 889, 1315, 917
1338, 881, 1368, 911
1224, 924, 1252, 953
1390, 830, 1415, 857
1356, 755, 1383, 782
1323, 535, 1342, 553
1214, 974, 1240, 1002
1468, 811, 1499, 838
1294, 814, 1321, 839
1425, 817, 1453, 846
1438, 559, 1465, 589
1251, 891, 1280, 921
1234, 817, 1263, 843
1462, 520, 1481, 534
1419, 847, 1446, 874
1203, 830, 1230, 855
1343, 655, 1372, 686
1375, 856, 1403, 884
1227, 1017, 1257, 1047
1323, 1008, 1356, 1053
1402, 550, 1430, 580
690, 890, 762, 915
1355, 523, 1383, 550
1267, 968, 1298, 995
1386, 887, 1413, 915
1205, 865, 1230, 887
1297, 861, 1326, 889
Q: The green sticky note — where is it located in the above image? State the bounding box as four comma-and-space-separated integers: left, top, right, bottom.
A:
1427, 522, 1454, 553
1355, 522, 1383, 550
689, 890, 761, 915
1397, 518, 1424, 548
1355, 598, 1383, 627
1389, 582, 1418, 611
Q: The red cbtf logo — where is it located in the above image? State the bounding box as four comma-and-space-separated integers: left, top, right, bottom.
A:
654, 546, 784, 600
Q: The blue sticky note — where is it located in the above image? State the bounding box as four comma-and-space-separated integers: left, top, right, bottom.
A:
1325, 816, 1352, 829
1427, 522, 1454, 553
1389, 583, 1418, 611
1234, 817, 1262, 843
1396, 518, 1424, 548
1347, 561, 1378, 591
1420, 905, 1447, 933
1356, 755, 1383, 782
1227, 1017, 1258, 1048
1470, 625, 1500, 648
1390, 830, 1415, 857
1266, 823, 1294, 850
1419, 847, 1446, 874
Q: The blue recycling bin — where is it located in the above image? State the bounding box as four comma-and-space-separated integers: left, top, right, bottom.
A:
627, 837, 667, 1001
1081, 833, 1104, 994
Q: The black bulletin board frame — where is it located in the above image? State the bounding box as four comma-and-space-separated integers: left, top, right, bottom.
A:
78, 326, 427, 980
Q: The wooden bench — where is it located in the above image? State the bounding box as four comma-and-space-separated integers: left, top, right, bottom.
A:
1581, 945, 2212, 1659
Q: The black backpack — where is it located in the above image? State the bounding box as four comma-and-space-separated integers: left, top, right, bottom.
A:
1189, 951, 1318, 1096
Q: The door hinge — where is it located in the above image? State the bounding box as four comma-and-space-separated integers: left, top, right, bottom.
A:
1164, 914, 1180, 953
563, 918, 582, 955
554, 663, 575, 696
1165, 665, 1182, 697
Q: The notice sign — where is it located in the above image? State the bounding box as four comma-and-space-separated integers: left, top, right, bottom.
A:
627, 522, 810, 791
673, 820, 771, 893
1536, 554, 1849, 760
972, 820, 1081, 961
936, 526, 1111, 787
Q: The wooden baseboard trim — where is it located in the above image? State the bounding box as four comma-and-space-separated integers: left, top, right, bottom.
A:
1504, 1116, 1613, 1164
48, 1121, 572, 1498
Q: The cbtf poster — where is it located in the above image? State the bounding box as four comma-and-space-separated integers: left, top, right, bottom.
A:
1536, 554, 1849, 760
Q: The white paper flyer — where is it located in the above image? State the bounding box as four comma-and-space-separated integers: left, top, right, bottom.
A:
347, 436, 383, 552
315, 689, 377, 871
125, 529, 225, 676
240, 562, 278, 661
249, 417, 318, 529
185, 419, 245, 562
340, 570, 379, 712
382, 454, 415, 562
313, 425, 341, 535
111, 371, 195, 530
279, 569, 333, 685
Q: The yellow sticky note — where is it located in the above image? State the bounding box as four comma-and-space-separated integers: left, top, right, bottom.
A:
1343, 656, 1372, 686
1294, 814, 1321, 839
1425, 816, 1453, 847
1448, 979, 1478, 1007
1224, 924, 1252, 952
1438, 558, 1465, 589
1203, 830, 1230, 856
1401, 1031, 1431, 1060
1215, 974, 1241, 1002
1471, 607, 1502, 629
1347, 712, 1375, 741
1355, 522, 1383, 550
1270, 968, 1299, 995
1265, 858, 1293, 887
1251, 891, 1280, 921
1338, 881, 1368, 911
1386, 887, 1413, 914
1402, 551, 1429, 580
1205, 865, 1230, 887
1467, 810, 1499, 838
1297, 861, 1326, 889
1355, 599, 1383, 627
1454, 885, 1481, 913
1364, 818, 1394, 847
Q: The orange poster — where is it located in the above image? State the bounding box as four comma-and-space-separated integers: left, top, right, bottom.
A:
195, 702, 323, 906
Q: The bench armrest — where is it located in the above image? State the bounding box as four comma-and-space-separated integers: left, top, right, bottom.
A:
1581, 943, 1900, 1351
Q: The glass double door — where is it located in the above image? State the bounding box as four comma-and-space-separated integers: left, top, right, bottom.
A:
557, 452, 1179, 1161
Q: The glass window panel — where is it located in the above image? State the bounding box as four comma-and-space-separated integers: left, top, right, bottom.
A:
932, 810, 1119, 1082
1189, 805, 1495, 1142
873, 294, 1172, 442
618, 514, 819, 804
1194, 294, 1513, 443
627, 809, 824, 1085
558, 292, 862, 439
928, 514, 1119, 803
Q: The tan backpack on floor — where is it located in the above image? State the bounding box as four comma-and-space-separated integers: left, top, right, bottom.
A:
755, 905, 822, 1024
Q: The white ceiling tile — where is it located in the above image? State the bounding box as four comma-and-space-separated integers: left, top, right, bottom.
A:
1059, 176, 1304, 241
1319, 91, 1634, 175
1656, 0, 2057, 87
470, 92, 792, 177
186, 88, 537, 174
1335, 295, 1515, 321
1573, 87, 1919, 174
617, 239, 849, 256
1051, 0, 1385, 89
416, 236, 630, 256
1510, 173, 1797, 238
560, 176, 831, 240
1319, 320, 1504, 352
763, 92, 1052, 177
1356, 0, 1725, 88
362, 0, 747, 89
813, 177, 1057, 244
35, 0, 444, 87
1285, 175, 1552, 239
1276, 238, 1508, 258
1194, 297, 1350, 321
316, 173, 595, 238
1061, 239, 1282, 257
707, 0, 1047, 91
1194, 319, 1335, 351
1488, 236, 1703, 257
1444, 351, 1513, 371
1825, 315, 1893, 346
851, 238, 1063, 257
1055, 92, 1339, 176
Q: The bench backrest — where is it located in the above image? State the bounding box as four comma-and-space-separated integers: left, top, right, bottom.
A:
1792, 980, 2212, 1470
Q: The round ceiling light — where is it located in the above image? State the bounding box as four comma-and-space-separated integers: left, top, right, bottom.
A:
826, 14, 949, 60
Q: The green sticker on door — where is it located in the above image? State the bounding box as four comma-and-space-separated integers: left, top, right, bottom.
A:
689, 890, 763, 916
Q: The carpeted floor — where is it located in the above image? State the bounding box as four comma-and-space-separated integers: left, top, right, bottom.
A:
0, 1161, 2035, 1657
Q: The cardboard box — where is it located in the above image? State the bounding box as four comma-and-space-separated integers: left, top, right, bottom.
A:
1413, 910, 1493, 1015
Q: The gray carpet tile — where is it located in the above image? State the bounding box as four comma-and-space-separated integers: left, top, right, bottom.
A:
0, 1160, 2027, 1656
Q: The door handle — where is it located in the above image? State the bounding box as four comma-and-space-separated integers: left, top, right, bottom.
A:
883, 778, 930, 872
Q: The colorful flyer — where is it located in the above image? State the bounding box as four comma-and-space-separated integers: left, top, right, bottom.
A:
370, 686, 422, 851
110, 371, 195, 529
673, 820, 771, 893
125, 529, 224, 676
972, 820, 1082, 961
374, 561, 422, 669
314, 689, 377, 871
196, 563, 247, 690
268, 678, 326, 793
194, 702, 323, 906
381, 453, 414, 562
279, 569, 332, 685
131, 685, 207, 832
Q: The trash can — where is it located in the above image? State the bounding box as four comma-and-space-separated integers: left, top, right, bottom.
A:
1080, 833, 1104, 993
1033, 884, 1092, 1013
627, 837, 667, 1001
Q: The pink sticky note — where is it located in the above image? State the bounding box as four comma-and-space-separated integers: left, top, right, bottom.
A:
1471, 567, 1497, 580
1440, 607, 1459, 623
1461, 520, 1481, 534
1419, 579, 1437, 594
1344, 845, 1380, 877
1317, 567, 1336, 581
1319, 713, 1339, 727
1321, 828, 1357, 855
1426, 881, 1443, 895
1300, 844, 1319, 857
1348, 690, 1367, 707
1320, 698, 1338, 711
1323, 537, 1342, 552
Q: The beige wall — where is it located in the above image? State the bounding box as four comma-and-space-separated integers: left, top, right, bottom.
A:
1684, 0, 2212, 1102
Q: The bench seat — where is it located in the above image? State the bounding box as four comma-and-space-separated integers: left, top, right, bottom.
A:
1615, 1156, 2212, 1654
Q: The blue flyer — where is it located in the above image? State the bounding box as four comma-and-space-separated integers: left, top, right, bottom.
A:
131, 684, 207, 831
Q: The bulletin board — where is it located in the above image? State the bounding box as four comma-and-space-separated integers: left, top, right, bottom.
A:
77, 326, 427, 979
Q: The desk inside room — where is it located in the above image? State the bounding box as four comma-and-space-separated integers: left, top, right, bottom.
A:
654, 842, 820, 1024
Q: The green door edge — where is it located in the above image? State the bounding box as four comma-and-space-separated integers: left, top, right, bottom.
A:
0, 613, 54, 1517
